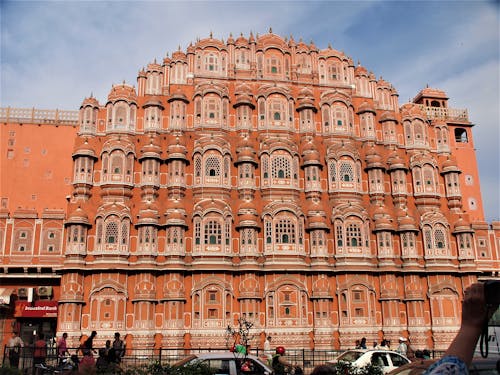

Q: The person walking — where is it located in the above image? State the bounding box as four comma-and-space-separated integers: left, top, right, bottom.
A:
33, 333, 47, 375
7, 331, 24, 369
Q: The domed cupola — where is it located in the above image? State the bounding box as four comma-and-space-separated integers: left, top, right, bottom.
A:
164, 200, 188, 228
357, 101, 376, 115
107, 82, 137, 104
65, 206, 91, 226
235, 200, 260, 229
396, 210, 419, 232
136, 202, 160, 227
72, 138, 97, 160
235, 32, 248, 46
296, 87, 317, 112
139, 137, 162, 161
379, 111, 398, 123
452, 216, 472, 234
387, 151, 407, 171
372, 204, 395, 232
441, 156, 460, 174
166, 134, 189, 163
305, 200, 329, 232
364, 146, 384, 170
235, 136, 258, 166
300, 138, 321, 168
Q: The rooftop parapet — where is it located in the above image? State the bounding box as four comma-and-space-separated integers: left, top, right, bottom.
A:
0, 107, 79, 125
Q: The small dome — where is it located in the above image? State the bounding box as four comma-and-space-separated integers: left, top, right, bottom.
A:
72, 139, 97, 159
441, 157, 461, 174
166, 136, 188, 162
453, 217, 473, 234
397, 212, 418, 232
66, 207, 90, 226
139, 138, 162, 160
387, 152, 407, 171
143, 96, 165, 109
235, 33, 248, 46
167, 89, 189, 104
171, 49, 187, 61
107, 83, 137, 104
365, 148, 384, 170
80, 96, 100, 109
136, 206, 160, 226
146, 61, 162, 73
355, 64, 368, 77
379, 111, 398, 123
357, 101, 376, 114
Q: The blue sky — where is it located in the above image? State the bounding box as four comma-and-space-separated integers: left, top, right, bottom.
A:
1, 0, 499, 222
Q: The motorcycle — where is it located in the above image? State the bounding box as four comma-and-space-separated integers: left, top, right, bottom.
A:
35, 354, 79, 374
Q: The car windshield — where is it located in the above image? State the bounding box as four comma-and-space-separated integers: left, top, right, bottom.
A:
337, 351, 363, 363
173, 355, 198, 367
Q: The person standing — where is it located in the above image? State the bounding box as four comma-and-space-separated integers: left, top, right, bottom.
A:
112, 332, 125, 363
33, 333, 47, 375
264, 336, 272, 362
57, 333, 68, 364
7, 331, 24, 368
396, 337, 408, 356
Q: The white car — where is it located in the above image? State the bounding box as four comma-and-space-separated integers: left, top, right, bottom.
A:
327, 349, 410, 374
174, 352, 273, 375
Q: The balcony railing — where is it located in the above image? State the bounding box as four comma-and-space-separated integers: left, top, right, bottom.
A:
419, 105, 469, 122
0, 107, 79, 125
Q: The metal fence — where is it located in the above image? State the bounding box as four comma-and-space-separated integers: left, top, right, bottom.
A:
2, 346, 444, 374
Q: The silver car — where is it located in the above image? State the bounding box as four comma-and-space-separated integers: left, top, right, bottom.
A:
174, 352, 273, 375
328, 349, 411, 374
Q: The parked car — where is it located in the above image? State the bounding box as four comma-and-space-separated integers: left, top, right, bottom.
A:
387, 356, 500, 374
327, 349, 411, 374
174, 352, 273, 375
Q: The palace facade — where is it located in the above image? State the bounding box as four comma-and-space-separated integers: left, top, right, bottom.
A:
1, 31, 499, 354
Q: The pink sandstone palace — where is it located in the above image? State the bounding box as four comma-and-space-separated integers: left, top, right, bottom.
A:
1, 31, 499, 354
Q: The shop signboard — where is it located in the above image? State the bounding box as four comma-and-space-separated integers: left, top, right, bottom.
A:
14, 300, 58, 318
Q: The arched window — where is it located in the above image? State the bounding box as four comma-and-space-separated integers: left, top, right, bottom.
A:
454, 128, 468, 143
271, 155, 291, 179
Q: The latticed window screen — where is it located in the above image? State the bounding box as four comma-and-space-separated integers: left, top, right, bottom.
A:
424, 228, 433, 250
271, 156, 291, 179
336, 225, 343, 246
265, 221, 272, 244
195, 156, 201, 177
339, 162, 354, 182
275, 219, 295, 244
434, 228, 446, 249
204, 220, 222, 244
143, 227, 150, 243
329, 161, 337, 181
423, 166, 435, 188
105, 222, 119, 244
194, 221, 201, 245
224, 157, 229, 178
205, 156, 220, 177
262, 156, 269, 178
346, 223, 362, 247
121, 222, 128, 245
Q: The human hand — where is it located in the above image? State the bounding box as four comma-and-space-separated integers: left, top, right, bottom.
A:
461, 283, 488, 332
